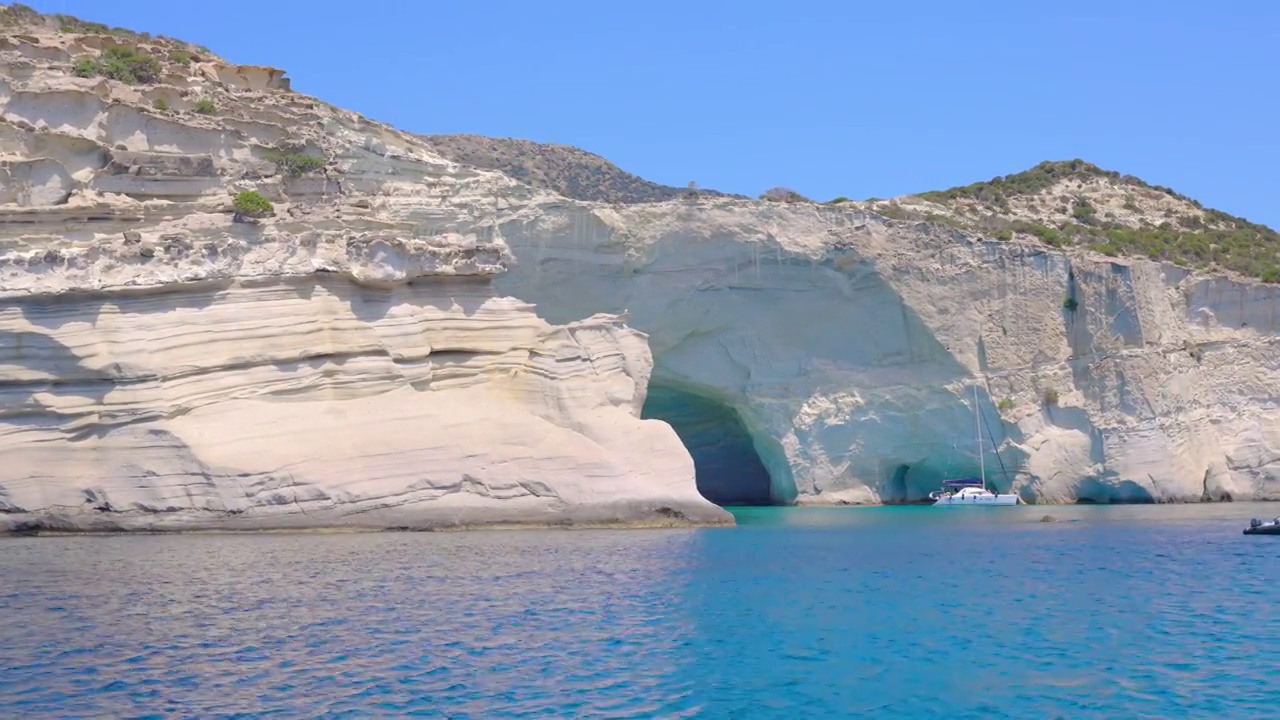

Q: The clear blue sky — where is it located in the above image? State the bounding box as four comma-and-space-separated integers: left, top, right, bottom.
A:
24, 0, 1280, 227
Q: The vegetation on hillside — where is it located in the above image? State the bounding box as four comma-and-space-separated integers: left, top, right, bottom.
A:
53, 12, 133, 36
22, 3, 1275, 282
0, 2, 39, 26
917, 160, 1192, 208
264, 147, 325, 177
907, 160, 1280, 283
416, 140, 1280, 282
72, 45, 163, 85
233, 190, 273, 220
2, 4, 213, 58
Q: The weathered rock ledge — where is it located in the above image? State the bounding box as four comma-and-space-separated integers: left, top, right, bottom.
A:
0, 232, 732, 533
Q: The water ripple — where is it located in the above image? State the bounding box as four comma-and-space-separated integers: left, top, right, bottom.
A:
1, 505, 1279, 717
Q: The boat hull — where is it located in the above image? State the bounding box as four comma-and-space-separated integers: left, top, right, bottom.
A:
1243, 524, 1280, 535
932, 494, 1019, 506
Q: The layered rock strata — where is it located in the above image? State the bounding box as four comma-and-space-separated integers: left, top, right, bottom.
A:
0, 18, 729, 531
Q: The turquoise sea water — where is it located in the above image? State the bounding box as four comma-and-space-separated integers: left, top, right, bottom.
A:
2, 504, 1279, 718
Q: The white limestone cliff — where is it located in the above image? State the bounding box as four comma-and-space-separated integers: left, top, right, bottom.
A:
4, 9, 1280, 534
0, 17, 729, 531
493, 201, 1280, 505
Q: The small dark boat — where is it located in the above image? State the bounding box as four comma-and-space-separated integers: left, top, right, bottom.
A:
1243, 518, 1280, 535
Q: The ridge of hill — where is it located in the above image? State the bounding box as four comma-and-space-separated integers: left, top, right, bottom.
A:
417, 133, 745, 204
869, 160, 1280, 282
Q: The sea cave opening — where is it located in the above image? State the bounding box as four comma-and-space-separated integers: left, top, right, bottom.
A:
640, 383, 777, 506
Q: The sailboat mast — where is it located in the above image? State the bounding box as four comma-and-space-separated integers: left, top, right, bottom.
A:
974, 383, 985, 491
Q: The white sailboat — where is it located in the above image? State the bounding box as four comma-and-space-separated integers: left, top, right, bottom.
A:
929, 384, 1020, 506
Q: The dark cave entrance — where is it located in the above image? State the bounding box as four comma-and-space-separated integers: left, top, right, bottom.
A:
641, 384, 777, 506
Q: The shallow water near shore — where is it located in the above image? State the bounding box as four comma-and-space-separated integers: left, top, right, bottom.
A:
2, 503, 1278, 718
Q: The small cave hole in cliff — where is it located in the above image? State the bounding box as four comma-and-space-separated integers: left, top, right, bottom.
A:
641, 384, 776, 506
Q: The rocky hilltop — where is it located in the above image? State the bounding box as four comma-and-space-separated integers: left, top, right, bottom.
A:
3, 5, 1280, 533
876, 160, 1280, 284
418, 133, 745, 204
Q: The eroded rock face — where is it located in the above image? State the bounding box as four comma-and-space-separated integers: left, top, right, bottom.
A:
0, 20, 729, 531
493, 202, 1280, 505
0, 274, 723, 531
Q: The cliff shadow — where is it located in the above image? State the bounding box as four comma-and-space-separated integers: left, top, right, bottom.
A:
16, 280, 231, 331
0, 329, 116, 408
1073, 476, 1156, 504
332, 275, 497, 323
641, 382, 777, 506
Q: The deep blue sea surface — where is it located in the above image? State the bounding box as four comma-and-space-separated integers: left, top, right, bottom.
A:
3, 504, 1279, 718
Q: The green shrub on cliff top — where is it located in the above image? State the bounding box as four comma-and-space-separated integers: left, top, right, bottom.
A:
74, 45, 162, 85
265, 148, 326, 177
71, 57, 98, 78
55, 13, 114, 34
101, 45, 162, 83
233, 190, 273, 218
